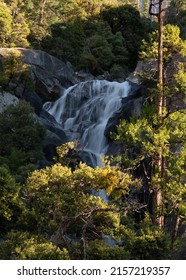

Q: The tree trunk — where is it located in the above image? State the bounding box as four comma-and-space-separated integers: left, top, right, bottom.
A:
152, 188, 164, 227
157, 0, 165, 229
157, 0, 164, 116
149, 0, 165, 228
172, 216, 182, 243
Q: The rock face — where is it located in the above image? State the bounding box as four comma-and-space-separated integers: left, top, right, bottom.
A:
19, 48, 79, 101
0, 48, 79, 104
0, 92, 19, 113
126, 59, 157, 84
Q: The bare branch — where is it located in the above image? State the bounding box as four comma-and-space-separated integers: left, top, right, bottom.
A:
149, 0, 165, 16
53, 201, 147, 246
149, 0, 159, 16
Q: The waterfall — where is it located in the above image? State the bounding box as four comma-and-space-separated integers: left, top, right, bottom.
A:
43, 80, 131, 166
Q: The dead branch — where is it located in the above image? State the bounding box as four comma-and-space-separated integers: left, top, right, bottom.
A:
149, 0, 165, 16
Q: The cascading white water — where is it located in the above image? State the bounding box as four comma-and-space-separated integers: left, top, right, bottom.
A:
43, 80, 131, 166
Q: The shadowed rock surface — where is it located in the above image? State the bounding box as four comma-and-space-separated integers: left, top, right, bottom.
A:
0, 92, 19, 113
0, 48, 79, 104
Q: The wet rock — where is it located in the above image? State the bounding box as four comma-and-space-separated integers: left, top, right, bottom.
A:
39, 110, 67, 141
105, 85, 144, 138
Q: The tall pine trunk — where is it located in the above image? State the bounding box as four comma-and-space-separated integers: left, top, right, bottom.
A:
149, 0, 165, 228
157, 0, 164, 116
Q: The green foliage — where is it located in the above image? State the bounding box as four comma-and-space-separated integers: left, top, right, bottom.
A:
82, 34, 114, 74
81, 25, 130, 75
13, 144, 141, 259
0, 1, 29, 47
0, 101, 45, 155
0, 167, 20, 222
0, 230, 70, 260
6, 0, 30, 47
129, 214, 171, 260
55, 142, 78, 166
0, 50, 33, 91
0, 101, 45, 181
56, 17, 86, 67
101, 5, 155, 69
40, 3, 155, 76
166, 0, 186, 39
172, 232, 186, 260
86, 239, 130, 260
111, 32, 129, 65
42, 19, 122, 75
174, 62, 186, 93
0, 142, 173, 260
22, 155, 135, 232
0, 149, 37, 184
0, 1, 12, 46
113, 102, 186, 220
8, 0, 118, 46
140, 24, 186, 61
110, 64, 128, 79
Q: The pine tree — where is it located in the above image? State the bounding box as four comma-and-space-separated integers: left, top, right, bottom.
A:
114, 9, 186, 236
